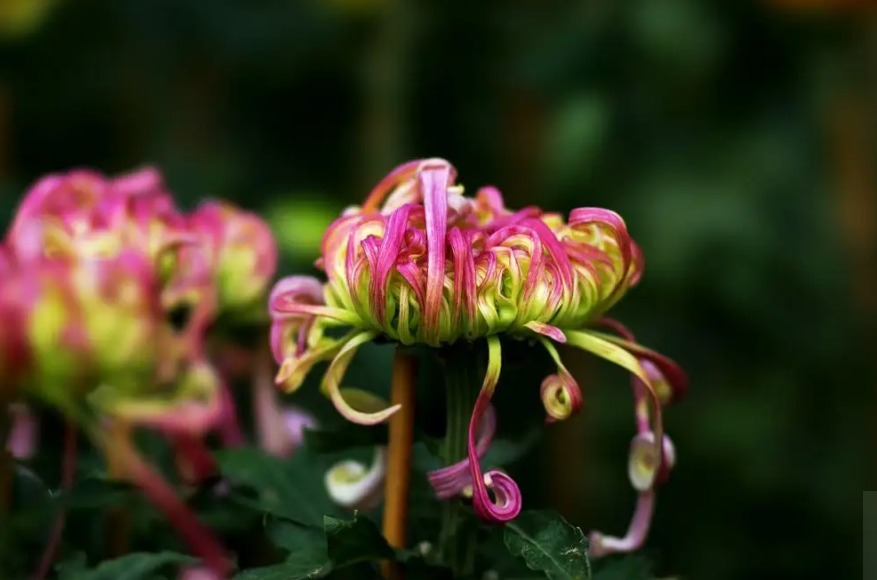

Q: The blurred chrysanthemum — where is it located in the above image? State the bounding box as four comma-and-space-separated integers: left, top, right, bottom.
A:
269, 158, 686, 543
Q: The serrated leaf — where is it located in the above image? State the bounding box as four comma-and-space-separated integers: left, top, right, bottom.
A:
504, 510, 591, 580
69, 552, 196, 580
324, 514, 394, 565
216, 446, 340, 527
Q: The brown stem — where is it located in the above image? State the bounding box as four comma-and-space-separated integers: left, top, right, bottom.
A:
94, 428, 232, 577
106, 419, 132, 557
32, 421, 77, 580
381, 349, 417, 580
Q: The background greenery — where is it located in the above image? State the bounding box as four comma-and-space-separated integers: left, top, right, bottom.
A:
0, 1, 872, 579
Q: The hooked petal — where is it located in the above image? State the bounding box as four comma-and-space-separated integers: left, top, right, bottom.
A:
322, 332, 401, 425
589, 490, 655, 558
427, 404, 497, 499
524, 321, 566, 343
537, 338, 582, 422
468, 336, 522, 523
564, 329, 664, 470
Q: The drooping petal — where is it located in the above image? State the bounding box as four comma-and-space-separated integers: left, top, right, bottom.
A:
321, 332, 401, 425
427, 404, 497, 499
590, 320, 688, 405
588, 491, 655, 558
325, 447, 387, 512
468, 336, 522, 523
564, 330, 664, 468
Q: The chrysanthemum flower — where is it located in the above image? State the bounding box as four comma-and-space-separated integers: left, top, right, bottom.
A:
269, 158, 686, 537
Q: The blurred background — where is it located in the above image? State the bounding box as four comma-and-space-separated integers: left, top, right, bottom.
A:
0, 1, 873, 579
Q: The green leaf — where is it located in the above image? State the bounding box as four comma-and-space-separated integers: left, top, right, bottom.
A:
592, 555, 654, 580
216, 446, 340, 527
67, 552, 196, 580
238, 514, 392, 580
324, 514, 394, 565
57, 473, 136, 510
55, 552, 88, 580
235, 559, 332, 580
504, 510, 591, 580
267, 519, 328, 555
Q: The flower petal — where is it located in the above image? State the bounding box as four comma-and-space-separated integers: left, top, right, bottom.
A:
537, 338, 582, 422
322, 332, 401, 425
419, 161, 453, 345
468, 336, 522, 523
564, 329, 664, 469
427, 404, 497, 499
589, 490, 655, 558
325, 447, 387, 512
524, 321, 566, 343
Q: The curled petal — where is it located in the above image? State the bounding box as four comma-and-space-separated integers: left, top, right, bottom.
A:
468, 336, 522, 523
589, 490, 655, 558
427, 404, 497, 499
594, 318, 688, 404
322, 332, 401, 425
269, 275, 325, 313
171, 433, 217, 485
537, 337, 582, 422
628, 431, 676, 492
564, 330, 664, 470
325, 447, 387, 511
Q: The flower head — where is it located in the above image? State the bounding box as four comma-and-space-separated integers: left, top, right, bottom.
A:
269, 158, 687, 537
187, 200, 278, 317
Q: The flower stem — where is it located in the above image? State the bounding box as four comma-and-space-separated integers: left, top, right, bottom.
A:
90, 425, 232, 577
382, 348, 417, 580
438, 342, 482, 577
106, 419, 131, 557
32, 420, 77, 580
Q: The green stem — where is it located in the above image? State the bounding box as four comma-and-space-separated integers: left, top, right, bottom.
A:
438, 342, 483, 577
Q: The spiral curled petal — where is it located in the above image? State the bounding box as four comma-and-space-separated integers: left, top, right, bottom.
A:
564, 330, 664, 468
427, 403, 496, 499
595, 317, 688, 405
325, 447, 387, 511
536, 337, 582, 422
465, 336, 522, 523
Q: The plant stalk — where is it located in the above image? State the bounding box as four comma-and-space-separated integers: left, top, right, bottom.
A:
91, 425, 232, 577
33, 420, 77, 580
438, 343, 482, 577
381, 349, 417, 580
106, 419, 131, 557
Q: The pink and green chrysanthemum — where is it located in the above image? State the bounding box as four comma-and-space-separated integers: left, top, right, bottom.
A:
269, 158, 687, 549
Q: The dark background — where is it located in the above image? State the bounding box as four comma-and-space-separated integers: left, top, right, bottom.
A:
0, 1, 872, 579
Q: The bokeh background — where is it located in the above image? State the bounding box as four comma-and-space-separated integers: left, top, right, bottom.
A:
0, 1, 873, 579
